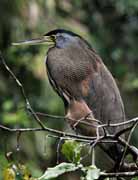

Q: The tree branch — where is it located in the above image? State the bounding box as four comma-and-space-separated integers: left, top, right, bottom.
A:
0, 52, 45, 129
100, 170, 138, 178
1, 51, 138, 178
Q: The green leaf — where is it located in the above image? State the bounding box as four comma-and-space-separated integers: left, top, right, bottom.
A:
61, 140, 82, 163
132, 178, 138, 180
86, 166, 100, 180
38, 162, 79, 180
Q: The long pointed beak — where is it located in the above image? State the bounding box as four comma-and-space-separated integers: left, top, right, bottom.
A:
12, 36, 55, 46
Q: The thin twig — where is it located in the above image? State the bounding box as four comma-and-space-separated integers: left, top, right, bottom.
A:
0, 52, 45, 129
117, 137, 138, 159
115, 124, 134, 137
1, 51, 138, 178
0, 124, 117, 143
56, 137, 63, 164
37, 111, 138, 132
36, 112, 65, 119
119, 121, 138, 168
100, 170, 138, 178
36, 112, 100, 128
98, 117, 138, 128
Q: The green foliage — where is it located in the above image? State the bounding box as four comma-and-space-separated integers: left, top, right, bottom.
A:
38, 162, 80, 180
38, 141, 101, 180
38, 140, 101, 180
85, 166, 100, 180
38, 163, 101, 180
132, 177, 138, 180
61, 140, 82, 164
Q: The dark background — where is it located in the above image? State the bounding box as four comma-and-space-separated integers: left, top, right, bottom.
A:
0, 0, 138, 179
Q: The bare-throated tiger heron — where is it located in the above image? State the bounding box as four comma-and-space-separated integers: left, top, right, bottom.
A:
13, 29, 126, 170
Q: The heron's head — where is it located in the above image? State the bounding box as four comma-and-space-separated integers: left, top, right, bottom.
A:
12, 29, 84, 48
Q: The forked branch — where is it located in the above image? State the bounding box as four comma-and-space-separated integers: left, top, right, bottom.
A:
1, 52, 138, 178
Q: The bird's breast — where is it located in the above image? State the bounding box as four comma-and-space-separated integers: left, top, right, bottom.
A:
47, 47, 95, 80
46, 47, 96, 99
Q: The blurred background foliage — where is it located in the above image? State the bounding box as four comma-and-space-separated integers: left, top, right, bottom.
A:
0, 0, 138, 179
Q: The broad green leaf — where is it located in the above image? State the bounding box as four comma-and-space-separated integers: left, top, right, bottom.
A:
61, 140, 82, 163
86, 166, 100, 180
38, 162, 79, 180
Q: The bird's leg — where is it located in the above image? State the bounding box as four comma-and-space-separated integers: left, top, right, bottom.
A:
66, 99, 99, 136
73, 111, 92, 128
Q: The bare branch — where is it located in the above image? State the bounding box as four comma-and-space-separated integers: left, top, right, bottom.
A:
119, 121, 138, 167
56, 137, 64, 164
0, 124, 117, 144
100, 170, 138, 178
1, 51, 138, 178
0, 52, 45, 129
37, 111, 138, 134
